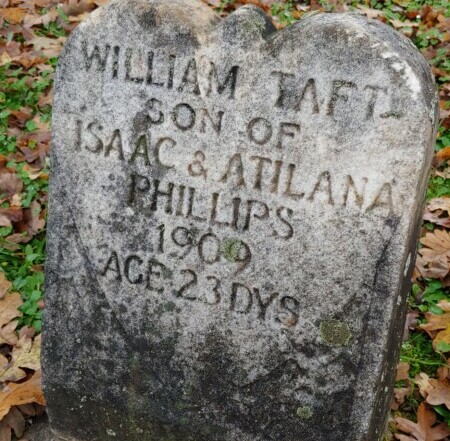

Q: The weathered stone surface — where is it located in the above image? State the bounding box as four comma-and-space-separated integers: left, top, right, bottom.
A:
20, 416, 57, 441
43, 1, 438, 440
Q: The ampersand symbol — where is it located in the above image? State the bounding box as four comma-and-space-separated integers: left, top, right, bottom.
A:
188, 151, 208, 180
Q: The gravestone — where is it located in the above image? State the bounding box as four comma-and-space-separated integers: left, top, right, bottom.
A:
43, 1, 438, 440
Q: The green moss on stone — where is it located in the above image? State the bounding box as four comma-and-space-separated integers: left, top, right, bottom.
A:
319, 320, 352, 346
296, 406, 313, 420
221, 238, 245, 262
242, 15, 266, 35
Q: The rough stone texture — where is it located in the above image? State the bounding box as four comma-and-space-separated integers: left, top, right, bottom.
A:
43, 1, 438, 440
20, 416, 56, 441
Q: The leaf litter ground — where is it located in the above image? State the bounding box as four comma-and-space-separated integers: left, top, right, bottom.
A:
0, 0, 449, 439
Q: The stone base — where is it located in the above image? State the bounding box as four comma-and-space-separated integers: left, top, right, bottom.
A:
20, 417, 59, 441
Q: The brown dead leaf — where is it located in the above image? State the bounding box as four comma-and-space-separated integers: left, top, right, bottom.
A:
427, 379, 450, 409
20, 164, 43, 180
0, 52, 12, 67
420, 312, 450, 351
0, 370, 45, 420
355, 5, 384, 19
390, 18, 419, 29
12, 52, 48, 69
433, 327, 450, 352
3, 233, 32, 247
417, 230, 450, 280
392, 385, 412, 410
0, 215, 13, 228
0, 173, 23, 198
421, 312, 450, 333
395, 402, 450, 441
438, 301, 450, 312
0, 273, 11, 300
0, 7, 26, 24
37, 89, 52, 107
26, 36, 65, 58
393, 362, 412, 411
428, 198, 450, 213
0, 334, 41, 383
0, 320, 18, 346
0, 208, 23, 226
22, 8, 57, 27
9, 108, 32, 126
17, 200, 45, 238
416, 373, 435, 398
415, 372, 450, 410
0, 292, 22, 329
5, 41, 21, 58
397, 362, 411, 381
423, 209, 450, 228
404, 310, 420, 340
60, 0, 96, 17
19, 142, 49, 164
0, 407, 26, 441
416, 255, 449, 280
437, 361, 450, 381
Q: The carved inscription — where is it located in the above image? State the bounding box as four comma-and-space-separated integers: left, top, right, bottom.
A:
78, 46, 400, 326
271, 72, 403, 119
81, 43, 403, 120
75, 116, 395, 225
82, 43, 239, 99
101, 244, 299, 328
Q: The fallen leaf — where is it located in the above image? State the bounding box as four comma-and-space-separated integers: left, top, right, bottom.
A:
5, 41, 21, 58
433, 327, 450, 352
397, 362, 411, 381
436, 147, 450, 165
427, 379, 450, 409
392, 385, 412, 410
416, 372, 435, 398
0, 8, 26, 24
37, 89, 52, 107
437, 362, 450, 381
22, 8, 57, 27
390, 18, 419, 29
404, 310, 420, 340
423, 209, 450, 228
26, 36, 65, 58
0, 273, 11, 300
0, 320, 18, 346
0, 334, 41, 383
416, 255, 449, 280
20, 164, 43, 180
355, 5, 383, 19
0, 370, 45, 420
60, 0, 96, 17
428, 198, 450, 213
19, 142, 49, 164
0, 52, 12, 67
0, 208, 23, 226
420, 311, 450, 352
0, 407, 25, 440
417, 230, 450, 280
438, 301, 450, 312
0, 292, 22, 329
17, 200, 45, 237
3, 234, 32, 246
415, 372, 450, 410
421, 312, 450, 333
395, 402, 450, 440
0, 173, 23, 198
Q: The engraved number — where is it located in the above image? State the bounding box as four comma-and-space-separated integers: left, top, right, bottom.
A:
175, 269, 197, 299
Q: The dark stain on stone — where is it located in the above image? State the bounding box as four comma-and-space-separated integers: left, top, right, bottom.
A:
138, 8, 159, 29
